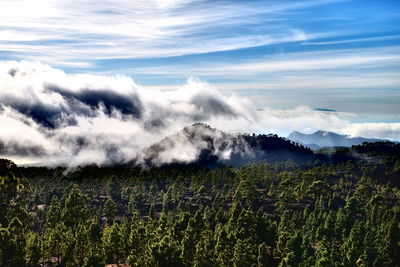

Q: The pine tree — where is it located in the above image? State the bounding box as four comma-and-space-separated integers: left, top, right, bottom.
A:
103, 198, 117, 223
376, 219, 400, 266
47, 195, 62, 227
25, 231, 42, 266
62, 186, 89, 227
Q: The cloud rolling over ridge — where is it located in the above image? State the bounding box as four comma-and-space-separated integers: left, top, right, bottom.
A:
0, 61, 399, 166
0, 61, 254, 165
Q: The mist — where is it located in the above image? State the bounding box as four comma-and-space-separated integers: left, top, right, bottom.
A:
1, 60, 399, 166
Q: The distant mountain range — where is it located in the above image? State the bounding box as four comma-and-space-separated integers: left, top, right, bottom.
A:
287, 130, 388, 149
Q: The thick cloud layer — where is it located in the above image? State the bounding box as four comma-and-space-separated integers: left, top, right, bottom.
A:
0, 61, 399, 166
142, 123, 253, 166
0, 61, 256, 166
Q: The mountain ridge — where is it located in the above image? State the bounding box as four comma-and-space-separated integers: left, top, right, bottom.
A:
142, 123, 315, 167
287, 130, 387, 149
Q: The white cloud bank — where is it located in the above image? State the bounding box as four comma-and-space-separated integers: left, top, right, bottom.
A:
0, 61, 399, 166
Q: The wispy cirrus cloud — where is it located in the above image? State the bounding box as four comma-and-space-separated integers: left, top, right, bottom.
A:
0, 0, 344, 66
128, 46, 400, 77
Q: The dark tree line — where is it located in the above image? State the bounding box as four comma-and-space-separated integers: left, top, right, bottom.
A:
0, 154, 399, 266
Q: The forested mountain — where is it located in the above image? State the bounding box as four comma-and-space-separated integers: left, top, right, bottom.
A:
287, 130, 387, 149
142, 123, 314, 167
1, 142, 399, 266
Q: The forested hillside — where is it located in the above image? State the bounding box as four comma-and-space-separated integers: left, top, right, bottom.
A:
1, 151, 400, 266
142, 123, 315, 167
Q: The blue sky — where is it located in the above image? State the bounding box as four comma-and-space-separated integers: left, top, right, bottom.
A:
1, 0, 399, 121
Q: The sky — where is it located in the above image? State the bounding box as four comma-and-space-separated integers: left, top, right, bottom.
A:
1, 0, 399, 116
0, 0, 400, 165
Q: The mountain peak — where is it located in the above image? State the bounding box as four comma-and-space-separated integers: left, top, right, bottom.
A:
287, 131, 305, 138
143, 125, 315, 167
188, 122, 212, 130
287, 130, 387, 149
311, 130, 343, 138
